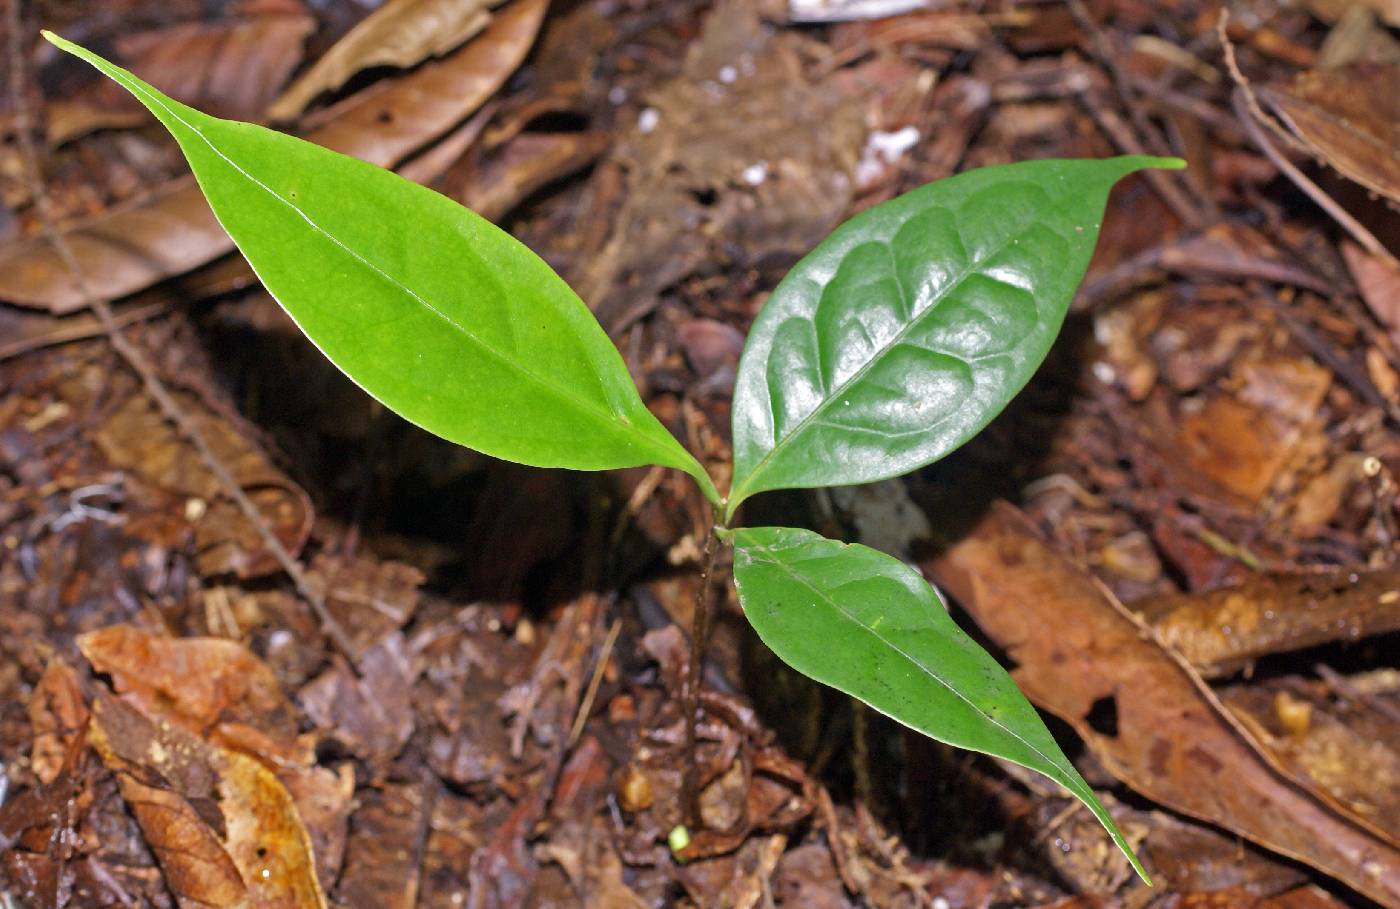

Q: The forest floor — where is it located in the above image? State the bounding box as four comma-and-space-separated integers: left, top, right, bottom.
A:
1, 0, 1399, 906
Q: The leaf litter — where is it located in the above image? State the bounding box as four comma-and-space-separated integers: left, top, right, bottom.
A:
2, 0, 1400, 907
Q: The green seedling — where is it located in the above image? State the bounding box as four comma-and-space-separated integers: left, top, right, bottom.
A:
47, 31, 1183, 882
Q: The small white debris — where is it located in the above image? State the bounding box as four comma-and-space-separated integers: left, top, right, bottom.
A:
790, 0, 933, 23
854, 126, 921, 187
870, 125, 920, 159
1092, 361, 1116, 385
742, 161, 769, 186
718, 64, 737, 83
608, 86, 627, 105
932, 899, 951, 909
638, 107, 660, 134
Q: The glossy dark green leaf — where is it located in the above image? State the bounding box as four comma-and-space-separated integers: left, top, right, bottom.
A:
729, 525, 1149, 882
727, 156, 1182, 517
45, 33, 719, 506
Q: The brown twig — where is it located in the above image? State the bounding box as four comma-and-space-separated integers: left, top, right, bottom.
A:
680, 517, 720, 826
5, 3, 359, 664
567, 617, 622, 746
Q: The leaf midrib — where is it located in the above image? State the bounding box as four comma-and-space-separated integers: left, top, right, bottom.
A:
106, 58, 686, 468
734, 192, 1074, 506
737, 533, 1080, 785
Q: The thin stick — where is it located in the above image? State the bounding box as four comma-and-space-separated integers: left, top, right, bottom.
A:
568, 617, 622, 746
5, 7, 359, 664
680, 519, 720, 826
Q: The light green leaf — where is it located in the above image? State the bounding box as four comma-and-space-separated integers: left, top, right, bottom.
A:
727, 156, 1182, 518
45, 32, 719, 506
729, 525, 1149, 882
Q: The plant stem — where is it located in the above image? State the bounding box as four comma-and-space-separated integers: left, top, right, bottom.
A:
680, 518, 721, 827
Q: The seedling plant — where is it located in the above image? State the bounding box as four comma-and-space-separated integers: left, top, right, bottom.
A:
49, 31, 1184, 882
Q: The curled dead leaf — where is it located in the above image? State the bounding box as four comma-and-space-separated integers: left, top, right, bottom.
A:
269, 0, 504, 121
1260, 63, 1400, 206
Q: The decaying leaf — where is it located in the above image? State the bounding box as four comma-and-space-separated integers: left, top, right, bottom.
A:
1342, 239, 1400, 348
90, 693, 327, 908
930, 503, 1400, 907
1172, 356, 1331, 504
93, 390, 314, 579
1260, 62, 1400, 206
1306, 0, 1400, 30
0, 0, 548, 314
27, 659, 89, 785
298, 633, 418, 763
268, 0, 505, 121
335, 783, 428, 909
78, 625, 296, 735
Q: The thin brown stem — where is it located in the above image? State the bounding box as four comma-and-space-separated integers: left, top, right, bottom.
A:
680, 518, 720, 827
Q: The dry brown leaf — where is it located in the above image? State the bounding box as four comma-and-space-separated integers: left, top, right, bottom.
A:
93, 390, 314, 579
303, 0, 546, 168
1342, 239, 1400, 348
117, 773, 249, 907
929, 503, 1400, 907
1261, 63, 1400, 206
298, 633, 418, 762
307, 552, 423, 656
0, 0, 548, 314
1173, 357, 1331, 504
216, 747, 328, 908
47, 1, 315, 144
335, 784, 428, 909
26, 660, 88, 785
90, 693, 327, 908
269, 0, 503, 121
78, 625, 295, 735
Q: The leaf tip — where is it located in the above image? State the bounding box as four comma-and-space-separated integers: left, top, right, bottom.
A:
1147, 156, 1187, 171
41, 29, 85, 61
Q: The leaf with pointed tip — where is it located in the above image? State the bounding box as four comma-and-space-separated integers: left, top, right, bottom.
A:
729, 525, 1149, 882
44, 32, 719, 506
727, 156, 1183, 518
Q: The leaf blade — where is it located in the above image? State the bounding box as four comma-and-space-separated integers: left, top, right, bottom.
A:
728, 156, 1183, 516
45, 32, 718, 504
730, 525, 1149, 882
